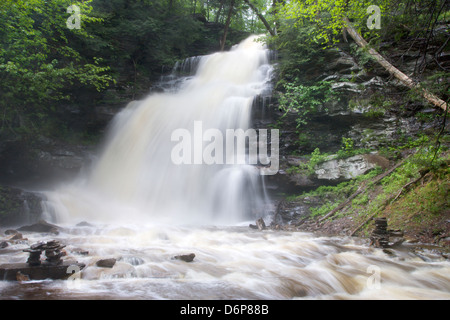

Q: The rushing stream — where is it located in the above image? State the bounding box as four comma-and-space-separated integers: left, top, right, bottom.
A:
1, 36, 449, 300
1, 222, 450, 300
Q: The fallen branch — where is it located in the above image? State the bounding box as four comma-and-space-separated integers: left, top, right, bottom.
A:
343, 17, 447, 111
349, 156, 423, 237
393, 169, 430, 202
318, 156, 410, 223
318, 183, 366, 223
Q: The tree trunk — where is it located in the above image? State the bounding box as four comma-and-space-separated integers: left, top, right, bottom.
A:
243, 0, 276, 36
343, 17, 447, 111
221, 0, 235, 51
215, 0, 226, 23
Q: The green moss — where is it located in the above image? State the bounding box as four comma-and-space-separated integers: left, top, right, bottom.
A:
311, 202, 339, 218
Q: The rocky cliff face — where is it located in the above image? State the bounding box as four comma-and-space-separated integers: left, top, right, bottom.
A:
0, 186, 44, 227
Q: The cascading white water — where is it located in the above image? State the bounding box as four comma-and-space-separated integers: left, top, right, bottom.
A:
2, 36, 450, 300
45, 35, 273, 225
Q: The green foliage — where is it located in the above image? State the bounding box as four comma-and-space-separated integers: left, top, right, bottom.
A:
277, 79, 337, 128
0, 0, 114, 136
336, 137, 372, 159
308, 148, 329, 172
310, 202, 338, 217
87, 0, 207, 76
0, 0, 264, 140
277, 0, 390, 46
268, 19, 329, 82
288, 148, 332, 175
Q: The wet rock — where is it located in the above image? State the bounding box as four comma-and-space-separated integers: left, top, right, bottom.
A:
249, 218, 267, 231
71, 248, 90, 256
325, 50, 359, 74
43, 240, 66, 265
16, 271, 30, 282
370, 218, 390, 248
0, 261, 85, 281
83, 261, 136, 280
256, 218, 267, 231
6, 232, 23, 241
18, 220, 60, 234
0, 241, 8, 249
37, 149, 85, 171
173, 253, 196, 263
96, 258, 117, 268
4, 229, 19, 235
23, 249, 43, 266
23, 240, 66, 266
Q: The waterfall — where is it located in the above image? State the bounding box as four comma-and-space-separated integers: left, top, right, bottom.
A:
45, 35, 275, 225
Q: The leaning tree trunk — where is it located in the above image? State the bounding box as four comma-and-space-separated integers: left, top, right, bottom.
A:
343, 17, 447, 111
243, 0, 276, 36
221, 0, 235, 51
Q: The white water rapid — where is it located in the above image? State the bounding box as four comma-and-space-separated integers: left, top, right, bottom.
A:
1, 36, 449, 300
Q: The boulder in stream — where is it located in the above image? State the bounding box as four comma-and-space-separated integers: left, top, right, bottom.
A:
96, 258, 117, 268
18, 220, 60, 234
173, 253, 196, 263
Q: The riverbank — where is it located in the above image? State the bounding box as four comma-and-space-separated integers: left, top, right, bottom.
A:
270, 146, 450, 254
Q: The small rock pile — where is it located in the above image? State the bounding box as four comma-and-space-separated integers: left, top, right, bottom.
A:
370, 218, 390, 248
23, 240, 66, 266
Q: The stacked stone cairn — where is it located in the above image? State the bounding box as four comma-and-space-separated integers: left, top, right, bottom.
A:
23, 240, 66, 266
370, 218, 389, 248
23, 242, 45, 266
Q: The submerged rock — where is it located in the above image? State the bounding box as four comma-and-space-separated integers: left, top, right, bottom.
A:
70, 248, 90, 256
83, 261, 136, 280
118, 256, 145, 266
76, 221, 94, 227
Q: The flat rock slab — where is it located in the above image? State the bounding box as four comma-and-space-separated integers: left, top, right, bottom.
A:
0, 261, 85, 281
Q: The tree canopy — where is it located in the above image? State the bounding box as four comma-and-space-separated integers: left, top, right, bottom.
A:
0, 0, 447, 140
0, 0, 272, 139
